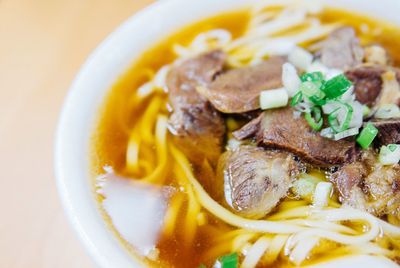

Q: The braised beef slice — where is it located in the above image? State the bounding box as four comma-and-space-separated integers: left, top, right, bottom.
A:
331, 150, 400, 218
345, 65, 386, 106
196, 57, 285, 113
331, 162, 366, 201
345, 65, 400, 107
167, 50, 226, 165
319, 27, 364, 70
370, 119, 400, 146
233, 108, 357, 166
217, 145, 298, 219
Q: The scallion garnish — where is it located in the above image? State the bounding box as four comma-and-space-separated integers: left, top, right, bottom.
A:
300, 71, 324, 83
305, 107, 323, 131
388, 144, 398, 152
356, 123, 378, 149
290, 91, 303, 107
219, 253, 238, 268
333, 127, 359, 141
321, 74, 352, 99
259, 88, 288, 110
285, 67, 370, 143
308, 95, 326, 105
362, 105, 371, 117
379, 144, 400, 165
327, 102, 353, 133
300, 81, 321, 97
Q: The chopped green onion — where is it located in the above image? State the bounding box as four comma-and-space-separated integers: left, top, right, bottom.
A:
290, 91, 303, 106
379, 144, 400, 165
198, 264, 207, 268
321, 74, 352, 99
300, 81, 321, 97
313, 182, 333, 208
300, 71, 324, 83
362, 105, 371, 117
327, 103, 353, 133
300, 81, 324, 98
333, 127, 359, 141
322, 100, 341, 114
309, 95, 326, 105
282, 63, 301, 97
356, 123, 378, 149
220, 253, 238, 268
294, 101, 312, 113
348, 101, 364, 129
305, 107, 323, 131
299, 81, 325, 99
389, 144, 398, 152
320, 127, 334, 139
260, 88, 288, 110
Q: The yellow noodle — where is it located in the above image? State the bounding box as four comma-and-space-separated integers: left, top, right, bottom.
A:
232, 233, 259, 252
163, 193, 185, 237
241, 236, 271, 268
138, 145, 156, 171
214, 229, 256, 243
171, 155, 202, 247
278, 200, 309, 210
140, 96, 163, 144
126, 97, 163, 174
262, 234, 289, 265
285, 219, 357, 235
126, 129, 141, 174
267, 206, 311, 220
203, 241, 232, 261
183, 184, 201, 247
197, 212, 208, 226
289, 235, 319, 265
142, 115, 169, 184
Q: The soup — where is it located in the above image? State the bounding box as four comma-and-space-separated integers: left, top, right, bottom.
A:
92, 2, 400, 267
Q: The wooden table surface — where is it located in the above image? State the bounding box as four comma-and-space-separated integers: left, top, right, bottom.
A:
0, 0, 153, 267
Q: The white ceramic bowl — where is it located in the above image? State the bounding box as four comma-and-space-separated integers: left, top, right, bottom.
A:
55, 0, 400, 267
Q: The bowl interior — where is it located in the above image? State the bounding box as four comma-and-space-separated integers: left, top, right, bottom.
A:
55, 0, 400, 267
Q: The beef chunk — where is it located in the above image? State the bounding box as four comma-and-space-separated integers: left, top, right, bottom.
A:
167, 50, 226, 165
217, 145, 298, 219
233, 108, 357, 166
319, 27, 364, 70
345, 65, 400, 107
345, 65, 386, 106
370, 119, 400, 146
331, 150, 400, 218
332, 162, 365, 200
196, 57, 285, 113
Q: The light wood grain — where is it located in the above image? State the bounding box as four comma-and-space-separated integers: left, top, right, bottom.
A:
0, 0, 153, 267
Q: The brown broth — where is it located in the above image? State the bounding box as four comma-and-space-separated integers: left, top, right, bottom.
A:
91, 7, 400, 268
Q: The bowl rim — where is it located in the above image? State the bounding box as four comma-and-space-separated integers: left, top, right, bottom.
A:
55, 0, 400, 267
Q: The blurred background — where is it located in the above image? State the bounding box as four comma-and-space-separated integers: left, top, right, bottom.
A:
0, 0, 153, 267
